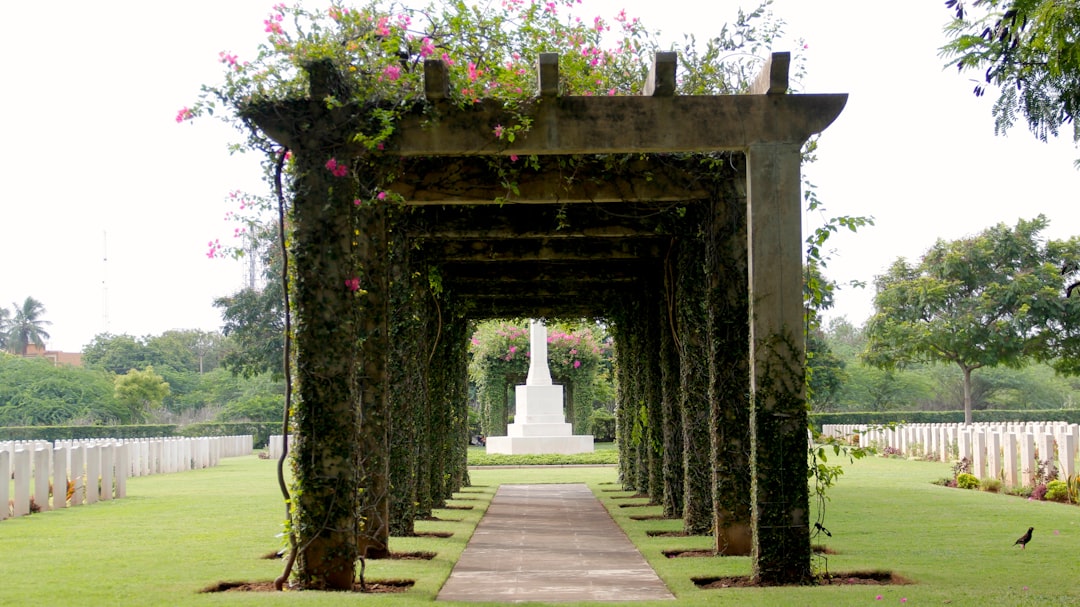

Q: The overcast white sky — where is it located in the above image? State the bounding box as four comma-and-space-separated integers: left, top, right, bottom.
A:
3, 0, 1078, 352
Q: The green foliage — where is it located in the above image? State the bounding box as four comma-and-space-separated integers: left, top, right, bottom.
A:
0, 355, 127, 425
980, 478, 1002, 492
863, 216, 1080, 422
0, 424, 179, 441
957, 472, 981, 490
942, 0, 1080, 159
1044, 479, 1069, 502
587, 408, 616, 442
0, 297, 52, 355
113, 366, 171, 422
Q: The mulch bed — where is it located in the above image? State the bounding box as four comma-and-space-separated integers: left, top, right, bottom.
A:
440, 504, 474, 510
202, 579, 414, 594
611, 493, 650, 499
693, 571, 910, 589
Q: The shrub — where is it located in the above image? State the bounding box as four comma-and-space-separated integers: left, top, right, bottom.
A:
587, 409, 615, 442
956, 473, 980, 490
980, 479, 1002, 493
1031, 483, 1048, 501
1004, 485, 1033, 498
1045, 480, 1070, 502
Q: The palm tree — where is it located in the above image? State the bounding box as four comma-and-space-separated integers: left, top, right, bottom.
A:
0, 306, 10, 351
7, 296, 52, 355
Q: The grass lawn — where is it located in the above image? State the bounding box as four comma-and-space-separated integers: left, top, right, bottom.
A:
2, 453, 1078, 605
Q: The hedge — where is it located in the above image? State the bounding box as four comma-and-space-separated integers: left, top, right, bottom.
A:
810, 409, 1080, 431
0, 422, 278, 448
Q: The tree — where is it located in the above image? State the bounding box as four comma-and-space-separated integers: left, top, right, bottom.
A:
82, 333, 151, 374
113, 366, 171, 423
941, 0, 1080, 157
863, 215, 1080, 423
4, 296, 52, 355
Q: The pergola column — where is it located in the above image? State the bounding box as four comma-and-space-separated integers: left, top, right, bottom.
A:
746, 142, 811, 584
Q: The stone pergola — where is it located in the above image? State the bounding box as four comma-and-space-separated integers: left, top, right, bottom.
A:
247, 51, 846, 586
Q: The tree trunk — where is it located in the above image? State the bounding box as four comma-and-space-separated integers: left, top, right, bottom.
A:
962, 364, 974, 425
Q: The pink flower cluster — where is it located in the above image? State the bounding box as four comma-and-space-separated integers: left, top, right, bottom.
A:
206, 239, 223, 259
325, 157, 349, 177
175, 107, 194, 123
346, 277, 361, 292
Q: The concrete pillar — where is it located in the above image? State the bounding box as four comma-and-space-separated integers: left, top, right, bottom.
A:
1002, 432, 1018, 487
986, 432, 1002, 481
13, 449, 30, 516
100, 445, 114, 501
1037, 433, 1056, 471
1019, 433, 1036, 487
115, 444, 128, 499
746, 142, 811, 584
971, 431, 986, 480
53, 446, 68, 510
0, 450, 9, 520
1058, 431, 1076, 480
69, 446, 84, 506
33, 448, 51, 512
85, 445, 99, 504
958, 429, 972, 464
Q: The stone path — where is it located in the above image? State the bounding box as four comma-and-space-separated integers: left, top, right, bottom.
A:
437, 483, 675, 603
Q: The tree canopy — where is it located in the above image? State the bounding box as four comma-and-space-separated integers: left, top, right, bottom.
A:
1, 297, 52, 355
941, 0, 1080, 158
863, 215, 1080, 423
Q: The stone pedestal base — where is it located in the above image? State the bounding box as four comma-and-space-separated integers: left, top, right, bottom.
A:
485, 383, 594, 455
485, 434, 595, 455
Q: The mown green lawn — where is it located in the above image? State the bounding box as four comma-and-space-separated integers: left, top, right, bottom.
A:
2, 453, 1077, 605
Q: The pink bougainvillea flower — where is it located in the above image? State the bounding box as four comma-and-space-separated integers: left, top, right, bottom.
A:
493, 124, 504, 139
420, 37, 435, 58
376, 16, 390, 36
510, 154, 518, 162
346, 277, 361, 292
377, 191, 387, 201
573, 360, 581, 368
900, 599, 907, 604
175, 107, 193, 123
325, 158, 349, 177
381, 64, 401, 81
468, 62, 480, 82
875, 596, 882, 601
264, 19, 283, 34
354, 198, 363, 206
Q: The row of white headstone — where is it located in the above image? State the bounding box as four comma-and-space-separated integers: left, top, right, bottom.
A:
1, 435, 253, 521
821, 422, 1080, 487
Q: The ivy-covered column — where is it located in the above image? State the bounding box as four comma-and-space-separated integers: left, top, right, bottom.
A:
707, 188, 753, 556
388, 228, 425, 537
355, 189, 391, 559
288, 143, 364, 588
659, 288, 684, 518
610, 310, 637, 490
675, 220, 712, 535
746, 143, 811, 584
447, 314, 471, 492
643, 284, 665, 504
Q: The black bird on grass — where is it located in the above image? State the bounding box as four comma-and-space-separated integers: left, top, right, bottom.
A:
1014, 527, 1034, 549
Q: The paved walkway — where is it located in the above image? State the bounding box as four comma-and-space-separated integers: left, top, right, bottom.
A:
437, 483, 675, 603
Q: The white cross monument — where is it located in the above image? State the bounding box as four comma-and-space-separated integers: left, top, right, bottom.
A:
485, 320, 594, 455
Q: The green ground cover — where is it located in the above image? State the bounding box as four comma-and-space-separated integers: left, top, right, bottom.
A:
2, 454, 1077, 605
